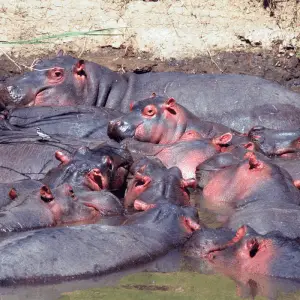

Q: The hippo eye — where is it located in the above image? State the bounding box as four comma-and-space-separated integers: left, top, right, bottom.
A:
142, 105, 157, 117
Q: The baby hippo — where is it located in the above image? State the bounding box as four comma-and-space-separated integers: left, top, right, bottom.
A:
108, 95, 238, 144
0, 184, 123, 232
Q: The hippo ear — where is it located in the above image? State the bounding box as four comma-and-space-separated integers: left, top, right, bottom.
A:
133, 199, 156, 211
135, 172, 152, 186
294, 180, 300, 189
213, 133, 233, 146
129, 102, 134, 111
55, 151, 70, 164
40, 186, 54, 202
150, 92, 157, 98
74, 60, 86, 77
103, 156, 113, 170
163, 98, 177, 115
180, 216, 201, 233
8, 188, 18, 200
248, 153, 263, 170
56, 49, 64, 57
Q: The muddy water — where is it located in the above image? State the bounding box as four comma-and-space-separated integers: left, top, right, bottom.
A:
1, 249, 300, 300
1, 192, 300, 299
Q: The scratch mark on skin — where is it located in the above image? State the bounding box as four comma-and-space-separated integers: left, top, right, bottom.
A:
272, 105, 278, 111
259, 116, 262, 122
164, 82, 172, 97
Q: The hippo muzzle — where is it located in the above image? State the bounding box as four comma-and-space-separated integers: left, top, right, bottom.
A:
107, 118, 136, 141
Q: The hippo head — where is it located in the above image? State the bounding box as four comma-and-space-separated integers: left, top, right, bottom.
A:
2, 51, 99, 107
108, 95, 190, 144
199, 225, 300, 279
199, 152, 300, 212
39, 184, 122, 225
248, 126, 300, 157
124, 201, 200, 241
124, 157, 196, 208
43, 145, 132, 192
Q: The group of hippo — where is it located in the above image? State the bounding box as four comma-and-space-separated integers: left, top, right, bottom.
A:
0, 51, 300, 287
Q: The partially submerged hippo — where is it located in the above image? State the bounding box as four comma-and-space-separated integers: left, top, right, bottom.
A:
2, 52, 300, 131
124, 157, 195, 208
43, 144, 132, 193
0, 202, 199, 285
197, 153, 300, 215
0, 184, 123, 232
185, 225, 300, 279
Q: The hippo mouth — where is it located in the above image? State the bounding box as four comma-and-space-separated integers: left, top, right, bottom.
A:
202, 225, 254, 261
85, 169, 109, 191
82, 202, 101, 217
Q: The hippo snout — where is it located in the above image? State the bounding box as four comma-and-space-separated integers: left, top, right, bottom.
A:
107, 118, 136, 141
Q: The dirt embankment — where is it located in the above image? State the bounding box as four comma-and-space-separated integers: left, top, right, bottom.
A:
0, 0, 299, 91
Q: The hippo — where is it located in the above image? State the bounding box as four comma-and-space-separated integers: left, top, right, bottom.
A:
197, 142, 300, 186
0, 184, 123, 232
122, 130, 234, 178
248, 126, 300, 157
0, 130, 103, 182
124, 157, 195, 208
2, 52, 300, 132
6, 105, 122, 139
0, 202, 199, 285
108, 95, 237, 142
43, 144, 132, 194
185, 225, 300, 279
197, 153, 300, 216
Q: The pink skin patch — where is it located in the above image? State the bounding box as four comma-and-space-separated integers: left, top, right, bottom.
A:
157, 146, 217, 179
202, 157, 269, 213
133, 199, 156, 211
